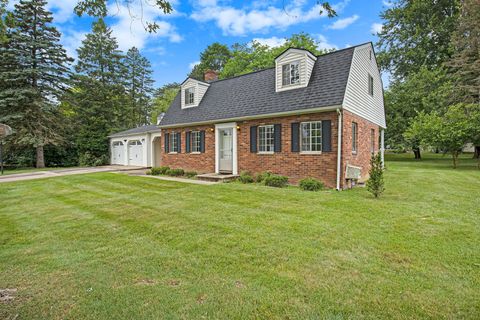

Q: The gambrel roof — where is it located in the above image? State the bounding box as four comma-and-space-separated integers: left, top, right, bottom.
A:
159, 44, 363, 127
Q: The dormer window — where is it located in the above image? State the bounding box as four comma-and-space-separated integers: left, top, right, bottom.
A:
185, 87, 195, 105
282, 60, 300, 86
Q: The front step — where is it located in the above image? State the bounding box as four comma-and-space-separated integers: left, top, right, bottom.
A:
197, 173, 238, 183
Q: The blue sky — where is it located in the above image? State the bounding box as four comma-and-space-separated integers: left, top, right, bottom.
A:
9, 0, 391, 87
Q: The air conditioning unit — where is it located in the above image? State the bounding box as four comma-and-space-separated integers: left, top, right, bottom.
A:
345, 164, 362, 180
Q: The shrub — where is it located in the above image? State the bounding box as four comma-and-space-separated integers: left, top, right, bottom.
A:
255, 171, 273, 183
145, 169, 152, 175
263, 174, 288, 188
366, 153, 385, 198
238, 171, 254, 183
166, 168, 185, 177
150, 167, 163, 175
299, 178, 324, 191
79, 152, 108, 167
158, 166, 170, 175
185, 171, 197, 178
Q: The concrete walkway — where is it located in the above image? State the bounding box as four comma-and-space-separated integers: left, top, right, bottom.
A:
119, 169, 218, 185
0, 166, 145, 183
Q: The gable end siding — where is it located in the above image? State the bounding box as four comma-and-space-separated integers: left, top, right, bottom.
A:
342, 44, 386, 128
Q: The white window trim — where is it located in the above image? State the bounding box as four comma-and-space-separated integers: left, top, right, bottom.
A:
214, 122, 238, 175
190, 130, 201, 153
169, 132, 178, 154
281, 60, 301, 87
300, 121, 323, 154
258, 125, 275, 154
184, 86, 195, 106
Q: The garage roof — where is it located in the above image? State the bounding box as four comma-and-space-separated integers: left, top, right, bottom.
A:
109, 125, 161, 138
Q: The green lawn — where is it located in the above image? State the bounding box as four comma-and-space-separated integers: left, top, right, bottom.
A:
1, 153, 479, 319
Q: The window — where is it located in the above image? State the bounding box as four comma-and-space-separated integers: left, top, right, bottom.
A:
191, 131, 201, 153
300, 121, 322, 152
352, 122, 358, 154
368, 74, 374, 96
258, 125, 274, 153
282, 60, 300, 86
185, 87, 195, 105
371, 129, 375, 154
169, 133, 177, 153
369, 50, 372, 60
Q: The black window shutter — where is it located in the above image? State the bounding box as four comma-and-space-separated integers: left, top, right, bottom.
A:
291, 122, 300, 152
200, 130, 205, 153
185, 131, 190, 153
274, 124, 282, 152
176, 132, 181, 153
164, 133, 169, 153
250, 126, 257, 153
322, 120, 332, 152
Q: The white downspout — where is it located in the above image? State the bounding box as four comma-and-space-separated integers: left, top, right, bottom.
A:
336, 108, 342, 191
380, 128, 385, 168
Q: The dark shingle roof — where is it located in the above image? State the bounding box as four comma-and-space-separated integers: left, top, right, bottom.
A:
160, 46, 356, 127
109, 125, 161, 138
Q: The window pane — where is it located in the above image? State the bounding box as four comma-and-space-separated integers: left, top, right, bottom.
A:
352, 123, 358, 152
291, 61, 300, 84
258, 125, 274, 152
282, 65, 290, 86
300, 121, 322, 152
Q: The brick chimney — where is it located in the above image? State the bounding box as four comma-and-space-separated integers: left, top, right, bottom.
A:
204, 69, 218, 82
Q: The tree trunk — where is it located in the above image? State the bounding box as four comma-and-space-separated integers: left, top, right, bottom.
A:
452, 151, 458, 169
413, 147, 421, 159
36, 145, 45, 168
474, 146, 480, 159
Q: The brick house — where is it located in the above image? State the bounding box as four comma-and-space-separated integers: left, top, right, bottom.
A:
158, 42, 386, 189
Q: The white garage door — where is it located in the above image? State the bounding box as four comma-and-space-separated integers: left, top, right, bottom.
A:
112, 141, 125, 165
128, 140, 143, 166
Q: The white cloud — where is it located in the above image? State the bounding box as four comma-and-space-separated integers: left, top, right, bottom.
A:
46, 0, 78, 23
327, 14, 359, 30
107, 2, 182, 51
316, 34, 338, 51
371, 23, 383, 35
189, 61, 200, 70
382, 0, 394, 7
59, 29, 87, 61
190, 0, 351, 36
253, 36, 286, 47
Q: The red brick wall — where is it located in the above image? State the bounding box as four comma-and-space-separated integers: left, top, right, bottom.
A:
160, 125, 215, 173
237, 112, 339, 187
159, 110, 381, 189
341, 110, 380, 188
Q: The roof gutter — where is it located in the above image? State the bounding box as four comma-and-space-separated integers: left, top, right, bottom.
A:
108, 129, 162, 138
159, 105, 342, 129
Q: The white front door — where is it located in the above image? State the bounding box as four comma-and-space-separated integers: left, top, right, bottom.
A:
219, 128, 233, 173
128, 140, 143, 166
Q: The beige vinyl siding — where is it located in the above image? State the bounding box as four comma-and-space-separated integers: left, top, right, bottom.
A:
275, 49, 317, 92
181, 78, 210, 109
343, 44, 386, 128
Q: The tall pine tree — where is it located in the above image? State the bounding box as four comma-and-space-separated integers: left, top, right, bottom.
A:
71, 19, 127, 165
123, 47, 154, 127
0, 0, 71, 168
448, 0, 480, 157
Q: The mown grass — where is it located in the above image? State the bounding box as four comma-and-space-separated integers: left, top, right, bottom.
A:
0, 153, 479, 319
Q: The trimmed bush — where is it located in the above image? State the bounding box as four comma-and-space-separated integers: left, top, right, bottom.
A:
238, 171, 254, 184
158, 166, 170, 175
150, 167, 163, 175
185, 171, 197, 178
255, 171, 273, 183
299, 178, 324, 191
145, 169, 152, 175
263, 174, 289, 188
166, 168, 185, 177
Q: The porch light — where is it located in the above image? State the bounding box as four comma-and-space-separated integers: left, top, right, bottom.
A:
209, 128, 214, 132
236, 125, 240, 130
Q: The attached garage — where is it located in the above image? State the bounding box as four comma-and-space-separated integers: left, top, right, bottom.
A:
108, 125, 162, 167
